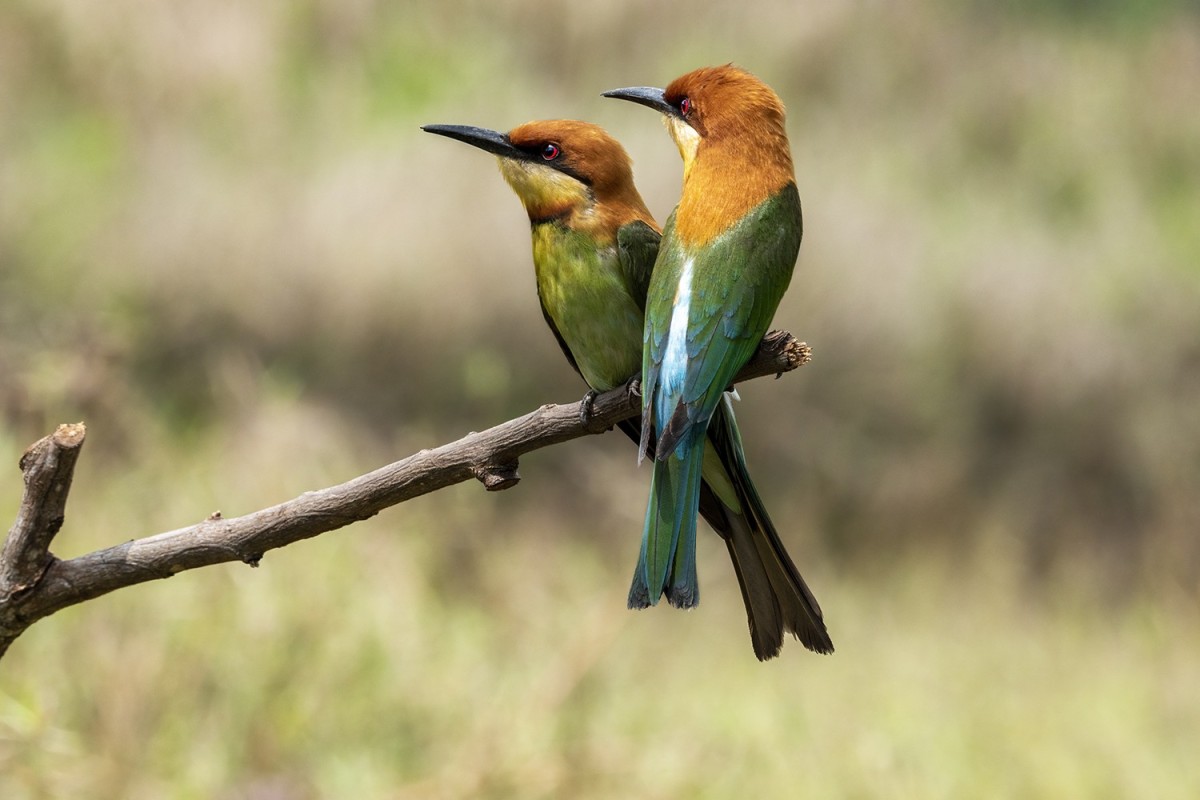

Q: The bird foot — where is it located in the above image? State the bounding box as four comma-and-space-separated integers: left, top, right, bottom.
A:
579, 389, 609, 433
625, 377, 641, 400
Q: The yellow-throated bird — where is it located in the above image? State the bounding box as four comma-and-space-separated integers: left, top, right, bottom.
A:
604, 65, 832, 656
422, 118, 830, 658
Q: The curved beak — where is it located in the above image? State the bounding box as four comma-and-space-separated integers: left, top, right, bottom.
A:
420, 124, 522, 159
601, 86, 675, 116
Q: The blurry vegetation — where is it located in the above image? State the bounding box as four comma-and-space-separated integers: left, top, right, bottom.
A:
2, 0, 1199, 797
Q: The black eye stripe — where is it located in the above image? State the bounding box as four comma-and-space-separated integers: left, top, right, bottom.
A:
519, 142, 590, 186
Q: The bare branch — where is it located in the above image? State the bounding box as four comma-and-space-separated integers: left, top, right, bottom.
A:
1, 427, 84, 578
0, 332, 810, 660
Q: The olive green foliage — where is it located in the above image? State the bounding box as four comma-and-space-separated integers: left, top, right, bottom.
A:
2, 1, 1198, 797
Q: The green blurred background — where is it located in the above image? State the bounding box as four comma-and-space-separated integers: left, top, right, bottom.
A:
3, 0, 1199, 797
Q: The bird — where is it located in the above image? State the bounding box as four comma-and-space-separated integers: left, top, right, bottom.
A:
604, 64, 832, 656
421, 120, 655, 395
421, 116, 830, 658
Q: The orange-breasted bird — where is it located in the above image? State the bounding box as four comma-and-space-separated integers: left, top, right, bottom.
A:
422, 116, 830, 658
605, 64, 832, 656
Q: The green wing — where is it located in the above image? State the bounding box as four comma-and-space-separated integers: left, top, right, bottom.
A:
647, 183, 803, 458
616, 219, 660, 311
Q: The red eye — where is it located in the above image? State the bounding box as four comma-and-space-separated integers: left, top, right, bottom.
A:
541, 143, 560, 160
679, 97, 692, 116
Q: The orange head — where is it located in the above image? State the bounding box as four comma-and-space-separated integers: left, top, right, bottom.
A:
604, 64, 796, 247
422, 119, 657, 239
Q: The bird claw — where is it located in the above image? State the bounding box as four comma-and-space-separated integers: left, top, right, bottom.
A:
579, 389, 600, 428
625, 377, 641, 400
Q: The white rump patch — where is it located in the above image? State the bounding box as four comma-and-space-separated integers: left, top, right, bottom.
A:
662, 257, 694, 396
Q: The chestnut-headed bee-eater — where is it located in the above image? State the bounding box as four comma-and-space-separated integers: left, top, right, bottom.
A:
421, 117, 830, 658
605, 65, 832, 655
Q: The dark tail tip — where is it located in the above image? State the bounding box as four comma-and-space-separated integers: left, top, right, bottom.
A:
799, 628, 835, 655
665, 584, 698, 609
627, 578, 652, 609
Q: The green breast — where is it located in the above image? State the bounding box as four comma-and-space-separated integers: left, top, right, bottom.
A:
531, 225, 643, 390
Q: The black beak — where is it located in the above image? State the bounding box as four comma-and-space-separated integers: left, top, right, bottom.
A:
601, 86, 675, 116
420, 124, 523, 159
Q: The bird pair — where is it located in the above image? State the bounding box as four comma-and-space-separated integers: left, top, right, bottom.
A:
424, 64, 832, 660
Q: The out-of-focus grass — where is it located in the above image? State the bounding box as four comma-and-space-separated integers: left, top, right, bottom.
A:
3, 0, 1200, 796
1, 424, 1197, 799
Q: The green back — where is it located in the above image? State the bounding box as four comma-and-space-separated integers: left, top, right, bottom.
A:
643, 183, 802, 457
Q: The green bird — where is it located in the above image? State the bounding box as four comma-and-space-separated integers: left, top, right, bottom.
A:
605, 65, 832, 655
422, 116, 830, 658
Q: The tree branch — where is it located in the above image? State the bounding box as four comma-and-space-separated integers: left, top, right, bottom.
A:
0, 331, 810, 660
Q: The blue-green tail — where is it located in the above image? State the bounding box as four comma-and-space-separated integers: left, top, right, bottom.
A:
628, 433, 706, 609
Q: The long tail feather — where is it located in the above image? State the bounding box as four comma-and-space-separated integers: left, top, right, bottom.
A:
628, 435, 704, 609
706, 396, 833, 658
